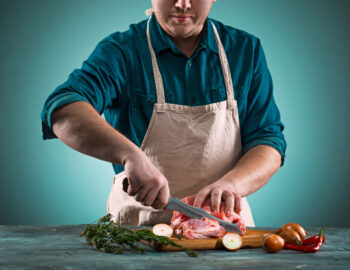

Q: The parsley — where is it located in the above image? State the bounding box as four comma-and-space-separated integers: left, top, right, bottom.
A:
80, 213, 197, 257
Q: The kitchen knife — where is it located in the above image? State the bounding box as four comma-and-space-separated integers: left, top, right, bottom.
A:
122, 177, 242, 234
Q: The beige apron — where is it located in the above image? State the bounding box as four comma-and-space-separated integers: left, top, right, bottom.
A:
106, 19, 255, 227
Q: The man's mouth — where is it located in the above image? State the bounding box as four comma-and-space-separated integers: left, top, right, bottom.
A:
171, 14, 193, 22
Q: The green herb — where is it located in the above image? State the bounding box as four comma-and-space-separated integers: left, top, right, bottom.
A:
173, 234, 184, 240
80, 213, 198, 257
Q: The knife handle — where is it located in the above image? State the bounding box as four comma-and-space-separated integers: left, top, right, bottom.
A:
121, 177, 167, 209
122, 177, 129, 193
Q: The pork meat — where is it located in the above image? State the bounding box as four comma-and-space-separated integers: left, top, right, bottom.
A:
170, 195, 246, 239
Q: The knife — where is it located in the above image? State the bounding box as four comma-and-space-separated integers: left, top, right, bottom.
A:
165, 197, 242, 234
122, 177, 242, 234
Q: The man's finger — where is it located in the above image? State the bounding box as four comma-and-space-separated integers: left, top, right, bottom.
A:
143, 185, 161, 207
134, 187, 148, 202
151, 197, 164, 210
152, 185, 169, 209
210, 188, 222, 213
193, 188, 211, 209
233, 193, 242, 214
222, 190, 234, 216
127, 182, 141, 196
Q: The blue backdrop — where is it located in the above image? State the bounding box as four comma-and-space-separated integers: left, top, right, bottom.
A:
0, 0, 349, 227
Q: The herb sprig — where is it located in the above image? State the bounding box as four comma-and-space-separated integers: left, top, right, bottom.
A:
80, 214, 198, 257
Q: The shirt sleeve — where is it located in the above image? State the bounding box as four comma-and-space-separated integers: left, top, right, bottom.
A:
40, 36, 127, 139
241, 38, 287, 166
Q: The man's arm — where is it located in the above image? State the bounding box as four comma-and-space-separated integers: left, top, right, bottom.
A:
193, 37, 286, 216
51, 101, 169, 209
224, 145, 281, 198
52, 101, 135, 165
193, 145, 281, 215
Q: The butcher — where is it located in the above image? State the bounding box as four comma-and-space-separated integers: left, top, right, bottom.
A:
41, 0, 286, 228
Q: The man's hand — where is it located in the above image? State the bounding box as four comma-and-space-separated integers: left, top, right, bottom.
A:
193, 145, 282, 216
123, 150, 170, 210
193, 176, 241, 216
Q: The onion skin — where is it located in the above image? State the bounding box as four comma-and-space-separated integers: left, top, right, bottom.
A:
263, 234, 285, 253
278, 228, 302, 245
278, 223, 309, 240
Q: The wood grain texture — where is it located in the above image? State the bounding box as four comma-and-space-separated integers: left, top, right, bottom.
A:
144, 229, 277, 251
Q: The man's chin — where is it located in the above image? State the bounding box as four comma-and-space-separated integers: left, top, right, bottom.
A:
168, 27, 194, 39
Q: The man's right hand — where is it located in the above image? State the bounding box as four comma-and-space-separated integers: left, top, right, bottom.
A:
123, 151, 170, 210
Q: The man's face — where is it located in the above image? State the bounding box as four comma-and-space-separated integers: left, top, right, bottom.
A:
151, 0, 216, 39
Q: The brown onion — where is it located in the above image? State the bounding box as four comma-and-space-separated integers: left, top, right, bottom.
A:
278, 228, 302, 245
263, 234, 285, 253
278, 223, 309, 240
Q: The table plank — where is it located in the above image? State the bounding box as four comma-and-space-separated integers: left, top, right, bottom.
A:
0, 225, 349, 270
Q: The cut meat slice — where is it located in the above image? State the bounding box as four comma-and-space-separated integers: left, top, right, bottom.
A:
175, 217, 226, 239
170, 195, 246, 239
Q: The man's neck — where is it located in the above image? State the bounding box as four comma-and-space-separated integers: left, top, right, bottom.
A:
169, 33, 202, 59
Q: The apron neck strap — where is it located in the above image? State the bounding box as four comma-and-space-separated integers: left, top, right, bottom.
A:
211, 21, 235, 109
146, 18, 236, 108
147, 18, 166, 104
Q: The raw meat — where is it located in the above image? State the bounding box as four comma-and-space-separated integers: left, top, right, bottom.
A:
170, 195, 246, 239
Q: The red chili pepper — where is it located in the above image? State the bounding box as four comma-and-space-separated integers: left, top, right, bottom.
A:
302, 234, 326, 246
283, 226, 325, 253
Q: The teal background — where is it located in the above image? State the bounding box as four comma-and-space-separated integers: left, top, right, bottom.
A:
0, 0, 349, 227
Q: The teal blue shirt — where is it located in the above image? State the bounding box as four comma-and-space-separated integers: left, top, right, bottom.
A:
41, 15, 286, 173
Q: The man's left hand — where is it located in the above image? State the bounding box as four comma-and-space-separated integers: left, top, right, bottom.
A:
193, 176, 241, 216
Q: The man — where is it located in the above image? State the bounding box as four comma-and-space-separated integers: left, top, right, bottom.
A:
41, 0, 286, 227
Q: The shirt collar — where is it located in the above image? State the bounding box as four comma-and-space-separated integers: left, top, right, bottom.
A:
149, 15, 219, 55
200, 18, 219, 54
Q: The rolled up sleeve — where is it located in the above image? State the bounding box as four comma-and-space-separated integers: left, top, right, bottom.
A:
241, 39, 287, 166
40, 36, 127, 140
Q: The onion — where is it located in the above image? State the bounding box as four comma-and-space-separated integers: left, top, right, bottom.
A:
278, 228, 302, 245
152, 224, 173, 238
222, 233, 243, 251
263, 234, 285, 253
278, 223, 309, 240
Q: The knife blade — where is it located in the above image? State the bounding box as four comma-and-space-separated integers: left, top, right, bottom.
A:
122, 177, 242, 234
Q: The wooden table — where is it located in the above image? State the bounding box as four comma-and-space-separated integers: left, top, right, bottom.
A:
0, 225, 349, 269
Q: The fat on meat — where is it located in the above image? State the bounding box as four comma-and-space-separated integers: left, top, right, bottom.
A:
170, 195, 246, 239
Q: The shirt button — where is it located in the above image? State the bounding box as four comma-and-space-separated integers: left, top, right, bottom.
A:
191, 97, 196, 104
188, 61, 192, 67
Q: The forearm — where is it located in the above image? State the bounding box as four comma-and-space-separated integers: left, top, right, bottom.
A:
51, 101, 140, 165
228, 145, 282, 197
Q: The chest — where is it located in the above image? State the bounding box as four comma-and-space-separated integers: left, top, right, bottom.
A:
130, 47, 250, 106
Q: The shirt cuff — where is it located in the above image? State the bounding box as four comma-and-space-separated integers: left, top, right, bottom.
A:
242, 136, 286, 166
41, 93, 90, 140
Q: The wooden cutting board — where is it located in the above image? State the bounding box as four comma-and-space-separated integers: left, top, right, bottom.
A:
142, 229, 277, 251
